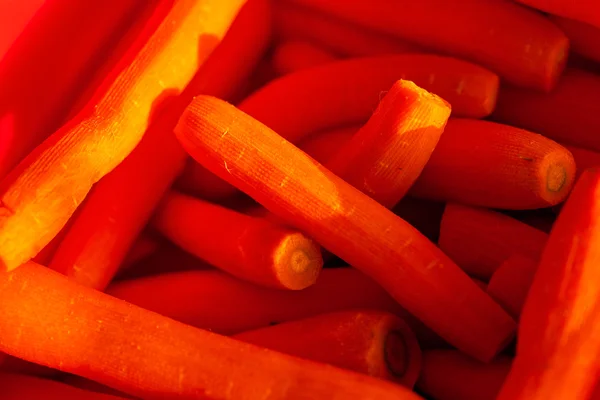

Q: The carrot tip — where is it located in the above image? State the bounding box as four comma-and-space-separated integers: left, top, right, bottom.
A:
546, 164, 567, 193
384, 330, 408, 378
273, 233, 323, 290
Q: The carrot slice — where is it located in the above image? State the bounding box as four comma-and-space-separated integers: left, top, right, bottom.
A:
551, 16, 600, 63
272, 40, 337, 75
0, 373, 126, 399
515, 0, 600, 29
487, 254, 538, 319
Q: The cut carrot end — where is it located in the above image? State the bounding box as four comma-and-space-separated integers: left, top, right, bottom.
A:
546, 164, 567, 192
273, 233, 323, 290
384, 330, 409, 378
539, 150, 575, 204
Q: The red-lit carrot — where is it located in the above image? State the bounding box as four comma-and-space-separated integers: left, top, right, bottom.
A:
493, 68, 600, 152
438, 204, 548, 280
487, 254, 538, 319
417, 350, 512, 400
273, 1, 420, 57
0, 262, 423, 400
120, 233, 160, 270
176, 95, 516, 361
497, 169, 600, 400
0, 0, 246, 273
47, 0, 268, 289
515, 0, 600, 29
272, 40, 337, 75
299, 126, 357, 163
289, 0, 568, 90
551, 16, 600, 63
234, 310, 422, 387
411, 118, 576, 209
565, 144, 600, 181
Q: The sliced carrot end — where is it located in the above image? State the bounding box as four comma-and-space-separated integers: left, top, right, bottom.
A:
273, 233, 323, 290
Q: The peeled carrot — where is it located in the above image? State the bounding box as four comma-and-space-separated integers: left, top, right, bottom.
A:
234, 310, 422, 387
493, 68, 600, 152
438, 204, 548, 280
565, 144, 600, 181
551, 16, 600, 63
411, 118, 576, 209
288, 0, 568, 90
515, 0, 600, 29
497, 169, 600, 400
487, 254, 538, 319
417, 350, 512, 400
272, 40, 337, 75
176, 95, 516, 361
0, 262, 422, 400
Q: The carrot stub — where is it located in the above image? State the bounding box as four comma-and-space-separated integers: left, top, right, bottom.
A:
487, 254, 538, 319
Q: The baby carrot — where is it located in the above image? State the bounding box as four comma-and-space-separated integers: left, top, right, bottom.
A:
515, 0, 600, 29
288, 0, 568, 90
493, 68, 600, 152
411, 118, 576, 209
48, 0, 269, 289
152, 191, 323, 290
272, 40, 338, 75
176, 95, 516, 361
551, 16, 600, 63
497, 169, 600, 400
0, 262, 422, 400
487, 254, 538, 319
438, 204, 548, 280
417, 350, 512, 400
0, 0, 246, 272
234, 310, 422, 387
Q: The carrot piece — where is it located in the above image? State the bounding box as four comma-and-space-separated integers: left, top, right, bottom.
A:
176, 95, 516, 361
272, 1, 420, 57
288, 0, 568, 90
493, 68, 600, 152
564, 144, 600, 182
234, 310, 422, 387
515, 0, 600, 29
46, 0, 268, 288
0, 263, 423, 400
551, 16, 600, 63
438, 204, 548, 280
497, 169, 600, 400
272, 40, 338, 75
152, 191, 322, 290
416, 350, 512, 400
487, 254, 538, 319
411, 118, 576, 209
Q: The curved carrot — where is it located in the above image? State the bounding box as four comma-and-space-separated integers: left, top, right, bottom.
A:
272, 40, 337, 75
175, 95, 516, 361
289, 0, 568, 90
438, 204, 548, 280
234, 310, 422, 387
493, 68, 600, 152
487, 254, 538, 319
551, 16, 600, 63
515, 0, 600, 29
411, 118, 576, 209
497, 169, 600, 400
0, 262, 422, 400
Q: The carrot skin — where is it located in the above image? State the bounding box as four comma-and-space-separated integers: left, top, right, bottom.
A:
551, 16, 600, 63
515, 0, 600, 29
272, 40, 338, 75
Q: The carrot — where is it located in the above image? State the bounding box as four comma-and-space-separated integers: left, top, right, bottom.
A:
0, 0, 247, 273
551, 16, 600, 63
272, 40, 337, 75
288, 0, 568, 90
47, 0, 268, 288
152, 191, 322, 290
411, 118, 576, 209
234, 310, 422, 387
272, 1, 420, 57
298, 126, 357, 162
493, 68, 600, 152
515, 0, 600, 29
416, 350, 512, 400
120, 232, 160, 271
175, 95, 516, 361
438, 204, 548, 280
0, 262, 423, 400
487, 254, 538, 319
565, 144, 600, 182
497, 169, 600, 400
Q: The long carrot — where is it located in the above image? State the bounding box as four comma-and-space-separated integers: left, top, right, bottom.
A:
0, 262, 422, 400
515, 0, 600, 29
487, 254, 538, 319
272, 40, 337, 75
438, 204, 548, 280
493, 68, 600, 152
234, 310, 422, 387
288, 0, 568, 90
175, 95, 516, 361
551, 16, 600, 63
497, 169, 600, 400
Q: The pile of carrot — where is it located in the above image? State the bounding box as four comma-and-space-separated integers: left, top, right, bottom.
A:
1, 0, 600, 398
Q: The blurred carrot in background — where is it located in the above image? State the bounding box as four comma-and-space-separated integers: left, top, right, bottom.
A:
0, 373, 127, 399
515, 0, 600, 29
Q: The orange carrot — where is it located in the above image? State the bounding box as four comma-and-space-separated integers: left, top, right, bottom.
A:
175, 95, 516, 361
497, 169, 600, 400
493, 68, 600, 152
417, 350, 512, 400
0, 262, 423, 400
152, 191, 322, 290
288, 0, 568, 90
487, 254, 538, 319
272, 40, 337, 75
438, 204, 548, 280
234, 310, 422, 387
551, 16, 600, 63
411, 118, 576, 209
273, 1, 420, 57
565, 144, 600, 181
515, 0, 600, 29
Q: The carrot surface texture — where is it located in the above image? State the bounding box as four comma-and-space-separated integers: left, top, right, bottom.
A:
487, 254, 538, 319
497, 169, 600, 400
0, 263, 423, 400
551, 16, 600, 63
234, 310, 422, 387
272, 40, 337, 75
515, 0, 600, 29
175, 95, 516, 362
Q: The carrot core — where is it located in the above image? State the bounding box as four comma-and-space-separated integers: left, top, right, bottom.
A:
546, 164, 566, 192
274, 233, 321, 289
